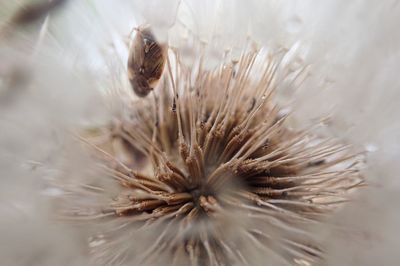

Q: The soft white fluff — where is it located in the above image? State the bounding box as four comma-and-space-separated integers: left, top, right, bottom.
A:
0, 0, 399, 265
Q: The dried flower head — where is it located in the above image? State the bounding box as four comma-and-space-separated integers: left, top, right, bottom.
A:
61, 43, 364, 266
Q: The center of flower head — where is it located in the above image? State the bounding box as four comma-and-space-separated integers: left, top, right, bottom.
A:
188, 186, 213, 210
82, 50, 364, 265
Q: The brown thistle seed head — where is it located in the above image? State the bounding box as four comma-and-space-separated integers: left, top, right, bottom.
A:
65, 46, 365, 266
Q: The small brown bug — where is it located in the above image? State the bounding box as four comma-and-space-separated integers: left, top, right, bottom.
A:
127, 25, 166, 97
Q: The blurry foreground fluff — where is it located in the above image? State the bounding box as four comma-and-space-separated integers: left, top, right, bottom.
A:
1, 1, 400, 266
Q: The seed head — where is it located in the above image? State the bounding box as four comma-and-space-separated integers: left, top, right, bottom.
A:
63, 47, 364, 266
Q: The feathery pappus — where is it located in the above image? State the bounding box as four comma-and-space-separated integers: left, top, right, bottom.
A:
59, 35, 365, 265
0, 0, 68, 38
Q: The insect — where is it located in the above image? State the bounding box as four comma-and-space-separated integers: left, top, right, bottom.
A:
127, 25, 167, 97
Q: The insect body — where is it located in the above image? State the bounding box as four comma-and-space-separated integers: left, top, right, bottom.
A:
127, 26, 166, 97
